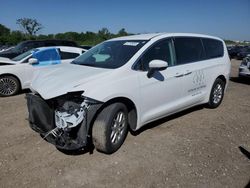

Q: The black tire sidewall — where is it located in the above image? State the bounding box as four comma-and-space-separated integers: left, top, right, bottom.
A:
105, 103, 128, 153
208, 78, 225, 108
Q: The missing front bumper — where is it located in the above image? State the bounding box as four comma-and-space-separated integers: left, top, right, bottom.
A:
26, 93, 102, 150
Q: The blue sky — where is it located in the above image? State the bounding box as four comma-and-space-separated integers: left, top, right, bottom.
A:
0, 0, 249, 41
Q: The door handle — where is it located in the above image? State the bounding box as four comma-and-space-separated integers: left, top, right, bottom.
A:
175, 73, 184, 78
184, 71, 192, 76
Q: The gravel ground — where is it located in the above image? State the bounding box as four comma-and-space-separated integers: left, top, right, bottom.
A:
0, 59, 249, 188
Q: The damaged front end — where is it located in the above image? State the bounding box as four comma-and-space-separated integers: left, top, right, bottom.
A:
26, 92, 102, 150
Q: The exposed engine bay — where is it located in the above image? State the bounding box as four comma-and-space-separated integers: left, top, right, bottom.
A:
26, 92, 102, 150
55, 97, 89, 129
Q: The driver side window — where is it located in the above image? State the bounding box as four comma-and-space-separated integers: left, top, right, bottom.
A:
135, 39, 174, 71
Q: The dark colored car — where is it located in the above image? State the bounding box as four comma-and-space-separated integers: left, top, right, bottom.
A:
0, 40, 78, 59
80, 45, 92, 50
236, 47, 250, 60
0, 45, 14, 52
228, 46, 245, 59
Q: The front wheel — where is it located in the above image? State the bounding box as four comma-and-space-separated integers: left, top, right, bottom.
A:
92, 103, 128, 154
207, 78, 225, 108
0, 76, 20, 97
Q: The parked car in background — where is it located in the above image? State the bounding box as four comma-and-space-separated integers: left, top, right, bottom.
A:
0, 39, 79, 59
0, 45, 15, 52
80, 45, 92, 50
236, 47, 250, 60
0, 46, 86, 96
239, 55, 250, 78
26, 33, 231, 154
227, 46, 245, 59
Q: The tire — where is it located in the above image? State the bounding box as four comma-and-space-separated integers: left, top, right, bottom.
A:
0, 75, 20, 97
92, 103, 128, 154
207, 78, 225, 109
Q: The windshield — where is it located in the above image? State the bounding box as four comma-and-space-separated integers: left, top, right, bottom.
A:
12, 49, 38, 61
72, 40, 148, 69
7, 42, 26, 53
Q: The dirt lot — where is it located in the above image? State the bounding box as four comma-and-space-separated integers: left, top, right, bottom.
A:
0, 59, 249, 188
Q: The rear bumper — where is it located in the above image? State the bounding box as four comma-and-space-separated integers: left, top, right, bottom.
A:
26, 93, 102, 150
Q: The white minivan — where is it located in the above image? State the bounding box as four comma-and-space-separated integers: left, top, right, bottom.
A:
26, 33, 231, 154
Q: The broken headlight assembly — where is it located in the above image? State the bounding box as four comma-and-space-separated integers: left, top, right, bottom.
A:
55, 97, 87, 129
54, 92, 99, 130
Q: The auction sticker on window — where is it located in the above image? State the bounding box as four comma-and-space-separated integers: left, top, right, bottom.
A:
123, 42, 139, 46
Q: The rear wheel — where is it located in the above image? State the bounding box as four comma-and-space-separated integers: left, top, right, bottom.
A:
92, 103, 128, 154
0, 76, 20, 97
207, 78, 225, 108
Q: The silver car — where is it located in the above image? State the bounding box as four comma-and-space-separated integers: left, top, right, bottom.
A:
239, 55, 250, 78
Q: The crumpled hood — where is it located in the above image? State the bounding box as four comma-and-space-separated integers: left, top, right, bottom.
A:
31, 64, 112, 99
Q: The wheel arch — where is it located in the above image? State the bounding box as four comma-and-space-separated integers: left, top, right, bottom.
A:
204, 74, 227, 104
89, 97, 138, 133
217, 75, 227, 84
0, 73, 22, 88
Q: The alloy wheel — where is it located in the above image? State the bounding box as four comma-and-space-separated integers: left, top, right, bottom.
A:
0, 77, 17, 96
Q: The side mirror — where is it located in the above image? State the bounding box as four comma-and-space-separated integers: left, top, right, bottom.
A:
28, 58, 38, 65
147, 60, 168, 78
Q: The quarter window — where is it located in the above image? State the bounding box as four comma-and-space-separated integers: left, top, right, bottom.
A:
202, 38, 224, 59
174, 37, 205, 65
59, 51, 80, 59
136, 39, 174, 71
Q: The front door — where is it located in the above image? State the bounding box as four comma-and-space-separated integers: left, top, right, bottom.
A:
136, 38, 186, 126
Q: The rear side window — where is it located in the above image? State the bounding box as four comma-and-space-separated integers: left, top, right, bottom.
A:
202, 38, 224, 59
45, 42, 56, 47
32, 42, 43, 48
23, 42, 36, 51
59, 51, 79, 59
61, 41, 77, 46
174, 37, 205, 65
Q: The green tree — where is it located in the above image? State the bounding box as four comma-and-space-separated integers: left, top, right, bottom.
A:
0, 24, 10, 36
16, 18, 43, 35
0, 24, 10, 44
82, 31, 98, 45
8, 30, 24, 44
54, 33, 66, 40
117, 28, 128, 37
63, 32, 81, 41
0, 22, 133, 46
98, 28, 111, 40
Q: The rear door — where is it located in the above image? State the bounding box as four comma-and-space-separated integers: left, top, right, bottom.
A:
173, 37, 208, 107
